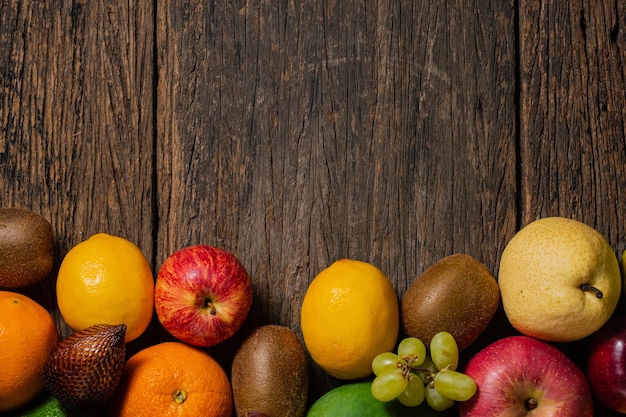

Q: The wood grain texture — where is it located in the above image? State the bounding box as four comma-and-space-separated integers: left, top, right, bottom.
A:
1, 0, 626, 414
156, 0, 517, 404
520, 0, 626, 237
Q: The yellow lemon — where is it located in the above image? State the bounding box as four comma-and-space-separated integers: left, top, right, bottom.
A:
56, 233, 154, 343
300, 259, 399, 380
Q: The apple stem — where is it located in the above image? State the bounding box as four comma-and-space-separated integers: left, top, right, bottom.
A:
525, 397, 538, 410
207, 302, 217, 315
580, 283, 603, 299
196, 296, 218, 315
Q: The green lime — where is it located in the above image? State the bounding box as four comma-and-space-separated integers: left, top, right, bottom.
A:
306, 381, 441, 417
4, 393, 108, 417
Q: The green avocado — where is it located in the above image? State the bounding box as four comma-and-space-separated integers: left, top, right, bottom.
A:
4, 393, 108, 417
306, 381, 442, 417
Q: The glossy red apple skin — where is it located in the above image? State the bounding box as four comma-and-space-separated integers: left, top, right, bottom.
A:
458, 335, 593, 417
587, 314, 626, 413
155, 245, 253, 347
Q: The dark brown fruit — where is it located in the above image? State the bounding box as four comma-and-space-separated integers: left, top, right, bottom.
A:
232, 325, 308, 417
401, 253, 500, 351
42, 323, 126, 409
0, 207, 54, 288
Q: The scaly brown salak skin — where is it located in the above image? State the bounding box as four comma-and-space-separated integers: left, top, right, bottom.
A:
42, 323, 127, 409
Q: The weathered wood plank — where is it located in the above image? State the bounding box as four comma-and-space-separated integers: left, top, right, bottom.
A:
519, 0, 626, 415
519, 0, 626, 234
156, 0, 517, 403
0, 0, 154, 340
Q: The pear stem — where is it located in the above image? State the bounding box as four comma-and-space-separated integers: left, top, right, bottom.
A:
580, 283, 603, 299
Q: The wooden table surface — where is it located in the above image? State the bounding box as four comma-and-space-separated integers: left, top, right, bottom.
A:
2, 0, 625, 415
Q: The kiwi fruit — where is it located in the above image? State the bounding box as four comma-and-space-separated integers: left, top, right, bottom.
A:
401, 253, 500, 351
231, 325, 308, 417
0, 208, 54, 288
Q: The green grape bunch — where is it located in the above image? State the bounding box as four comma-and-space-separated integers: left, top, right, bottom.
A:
370, 331, 477, 411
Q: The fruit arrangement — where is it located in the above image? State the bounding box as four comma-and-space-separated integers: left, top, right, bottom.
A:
2, 208, 626, 416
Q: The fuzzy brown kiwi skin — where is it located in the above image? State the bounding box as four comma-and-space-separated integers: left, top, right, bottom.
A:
0, 208, 55, 288
232, 325, 308, 417
401, 254, 501, 351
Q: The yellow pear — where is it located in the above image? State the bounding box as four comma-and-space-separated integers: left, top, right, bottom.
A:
498, 217, 621, 342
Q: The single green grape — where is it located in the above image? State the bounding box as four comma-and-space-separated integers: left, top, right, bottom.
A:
433, 369, 477, 402
425, 383, 455, 411
396, 373, 426, 407
397, 337, 427, 367
429, 331, 459, 371
371, 369, 408, 402
372, 352, 401, 376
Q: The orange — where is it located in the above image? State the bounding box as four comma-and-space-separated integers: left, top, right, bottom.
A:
56, 233, 154, 343
300, 259, 400, 380
0, 291, 59, 412
110, 342, 233, 417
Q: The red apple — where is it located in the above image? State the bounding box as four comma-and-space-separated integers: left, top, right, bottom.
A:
587, 314, 626, 413
154, 245, 253, 347
458, 335, 593, 417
